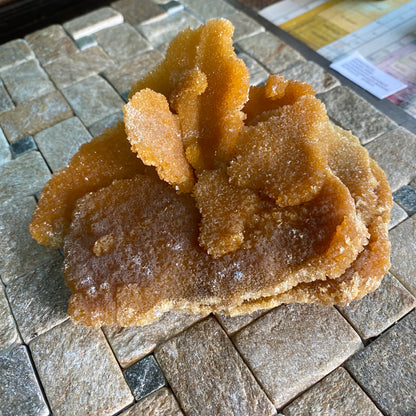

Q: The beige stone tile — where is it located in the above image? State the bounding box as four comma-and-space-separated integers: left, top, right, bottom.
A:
0, 283, 20, 353
0, 39, 35, 71
111, 0, 167, 25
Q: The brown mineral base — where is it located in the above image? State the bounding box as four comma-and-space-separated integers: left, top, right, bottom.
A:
30, 18, 392, 327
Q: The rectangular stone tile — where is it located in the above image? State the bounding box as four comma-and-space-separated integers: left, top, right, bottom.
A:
64, 7, 124, 40
0, 59, 55, 105
215, 309, 267, 335
75, 34, 98, 50
389, 201, 408, 230
44, 45, 114, 89
226, 11, 265, 41
233, 304, 362, 409
6, 254, 70, 343
155, 316, 276, 416
94, 23, 152, 62
282, 367, 382, 416
34, 116, 92, 172
389, 215, 416, 296
62, 75, 125, 126
0, 39, 35, 71
124, 355, 166, 400
338, 272, 416, 340
88, 110, 123, 137
112, 0, 167, 25
317, 86, 397, 144
0, 195, 56, 285
181, 0, 235, 20
137, 11, 201, 47
280, 61, 340, 93
393, 185, 416, 215
0, 127, 11, 165
103, 311, 205, 367
0, 151, 51, 201
0, 81, 14, 115
237, 31, 304, 74
102, 49, 164, 94
365, 127, 416, 191
120, 387, 184, 416
30, 319, 134, 416
25, 24, 78, 65
0, 283, 20, 353
0, 345, 49, 416
0, 90, 73, 143
345, 310, 416, 416
238, 52, 269, 86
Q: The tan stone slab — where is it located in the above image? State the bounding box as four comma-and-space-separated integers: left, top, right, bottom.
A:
389, 201, 408, 230
25, 24, 78, 65
365, 127, 416, 192
0, 127, 11, 165
0, 91, 72, 143
111, 0, 167, 25
0, 82, 14, 115
120, 388, 184, 416
237, 31, 304, 74
88, 110, 123, 137
102, 49, 164, 94
238, 52, 269, 86
44, 45, 114, 89
94, 23, 152, 62
34, 116, 92, 172
283, 368, 382, 416
389, 215, 416, 296
226, 11, 265, 41
155, 317, 276, 416
0, 39, 35, 71
0, 283, 20, 353
64, 7, 124, 40
0, 195, 56, 285
233, 304, 362, 409
30, 319, 134, 416
103, 311, 206, 367
180, 0, 235, 20
61, 75, 125, 126
338, 272, 416, 340
215, 309, 267, 335
0, 59, 55, 105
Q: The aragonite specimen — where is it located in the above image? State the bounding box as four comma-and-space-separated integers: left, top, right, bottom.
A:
30, 18, 392, 327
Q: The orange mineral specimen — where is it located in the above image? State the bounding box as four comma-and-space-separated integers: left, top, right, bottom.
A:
30, 18, 392, 327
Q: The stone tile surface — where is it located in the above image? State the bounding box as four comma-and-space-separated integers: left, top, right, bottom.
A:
0, 345, 49, 416
30, 319, 133, 416
0, 151, 50, 200
237, 31, 304, 74
103, 49, 164, 93
0, 59, 55, 104
346, 310, 416, 416
88, 110, 124, 137
226, 11, 265, 41
94, 23, 152, 62
215, 309, 267, 335
10, 135, 37, 158
0, 196, 56, 285
155, 317, 276, 416
238, 52, 269, 86
281, 60, 340, 93
338, 272, 416, 339
389, 215, 416, 296
75, 34, 98, 50
120, 387, 184, 416
103, 311, 205, 367
393, 185, 416, 215
0, 127, 12, 165
25, 24, 78, 65
112, 0, 167, 25
44, 45, 114, 89
6, 254, 70, 343
64, 7, 124, 40
317, 86, 397, 144
34, 116, 92, 172
0, 283, 20, 353
0, 39, 35, 70
0, 90, 72, 143
365, 127, 416, 191
124, 355, 166, 400
233, 304, 362, 408
282, 367, 382, 416
62, 75, 125, 126
389, 201, 408, 229
181, 0, 235, 20
0, 82, 14, 115
138, 11, 201, 47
